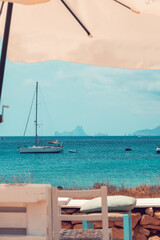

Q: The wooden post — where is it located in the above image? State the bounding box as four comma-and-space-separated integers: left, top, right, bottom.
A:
101, 186, 109, 240
52, 188, 60, 240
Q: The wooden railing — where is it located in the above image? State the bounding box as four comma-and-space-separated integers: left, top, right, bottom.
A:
0, 184, 52, 240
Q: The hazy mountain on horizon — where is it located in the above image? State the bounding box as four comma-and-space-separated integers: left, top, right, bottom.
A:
55, 124, 160, 137
95, 133, 108, 136
55, 125, 87, 136
133, 125, 160, 136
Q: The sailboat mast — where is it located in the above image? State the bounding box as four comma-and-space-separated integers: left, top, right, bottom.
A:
35, 82, 38, 146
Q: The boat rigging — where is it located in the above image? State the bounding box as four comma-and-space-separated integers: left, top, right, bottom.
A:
19, 82, 63, 154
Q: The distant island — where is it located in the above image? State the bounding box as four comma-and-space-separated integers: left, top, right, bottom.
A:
133, 125, 160, 136
55, 126, 109, 136
94, 133, 108, 136
55, 125, 160, 137
55, 126, 88, 136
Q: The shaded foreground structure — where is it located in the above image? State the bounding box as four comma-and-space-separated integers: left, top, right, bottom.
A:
0, 184, 112, 240
0, 184, 160, 239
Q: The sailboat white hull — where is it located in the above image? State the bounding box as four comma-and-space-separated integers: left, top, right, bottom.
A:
19, 145, 63, 153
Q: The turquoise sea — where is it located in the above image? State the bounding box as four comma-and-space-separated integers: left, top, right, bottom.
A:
0, 136, 160, 188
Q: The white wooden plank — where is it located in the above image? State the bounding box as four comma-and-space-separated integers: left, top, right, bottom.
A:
27, 202, 47, 236
0, 184, 51, 203
58, 197, 71, 205
87, 212, 125, 221
60, 214, 102, 221
52, 188, 60, 240
57, 189, 101, 198
0, 212, 27, 228
101, 186, 109, 240
65, 199, 89, 208
47, 186, 52, 240
136, 198, 160, 207
0, 203, 26, 207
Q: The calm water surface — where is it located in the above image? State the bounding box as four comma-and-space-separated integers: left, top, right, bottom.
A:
0, 136, 160, 188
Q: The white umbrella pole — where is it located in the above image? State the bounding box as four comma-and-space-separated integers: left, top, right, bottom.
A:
0, 2, 13, 103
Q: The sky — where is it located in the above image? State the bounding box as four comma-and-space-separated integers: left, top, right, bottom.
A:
0, 58, 160, 136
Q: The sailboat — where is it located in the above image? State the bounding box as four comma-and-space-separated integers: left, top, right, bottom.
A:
19, 82, 63, 154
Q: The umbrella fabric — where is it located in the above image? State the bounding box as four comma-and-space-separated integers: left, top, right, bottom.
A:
2, 0, 49, 5
0, 0, 160, 69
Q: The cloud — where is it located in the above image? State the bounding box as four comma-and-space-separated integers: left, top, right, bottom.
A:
23, 79, 35, 86
14, 61, 160, 102
146, 81, 160, 92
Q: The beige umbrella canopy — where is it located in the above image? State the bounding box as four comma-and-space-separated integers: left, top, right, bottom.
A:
0, 0, 160, 70
2, 0, 49, 4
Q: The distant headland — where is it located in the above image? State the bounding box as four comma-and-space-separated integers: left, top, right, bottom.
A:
54, 125, 160, 137
133, 125, 160, 136
55, 126, 87, 136
55, 126, 108, 137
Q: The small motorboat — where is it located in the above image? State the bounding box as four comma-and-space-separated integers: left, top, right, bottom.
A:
125, 148, 132, 151
156, 146, 160, 153
69, 150, 78, 153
